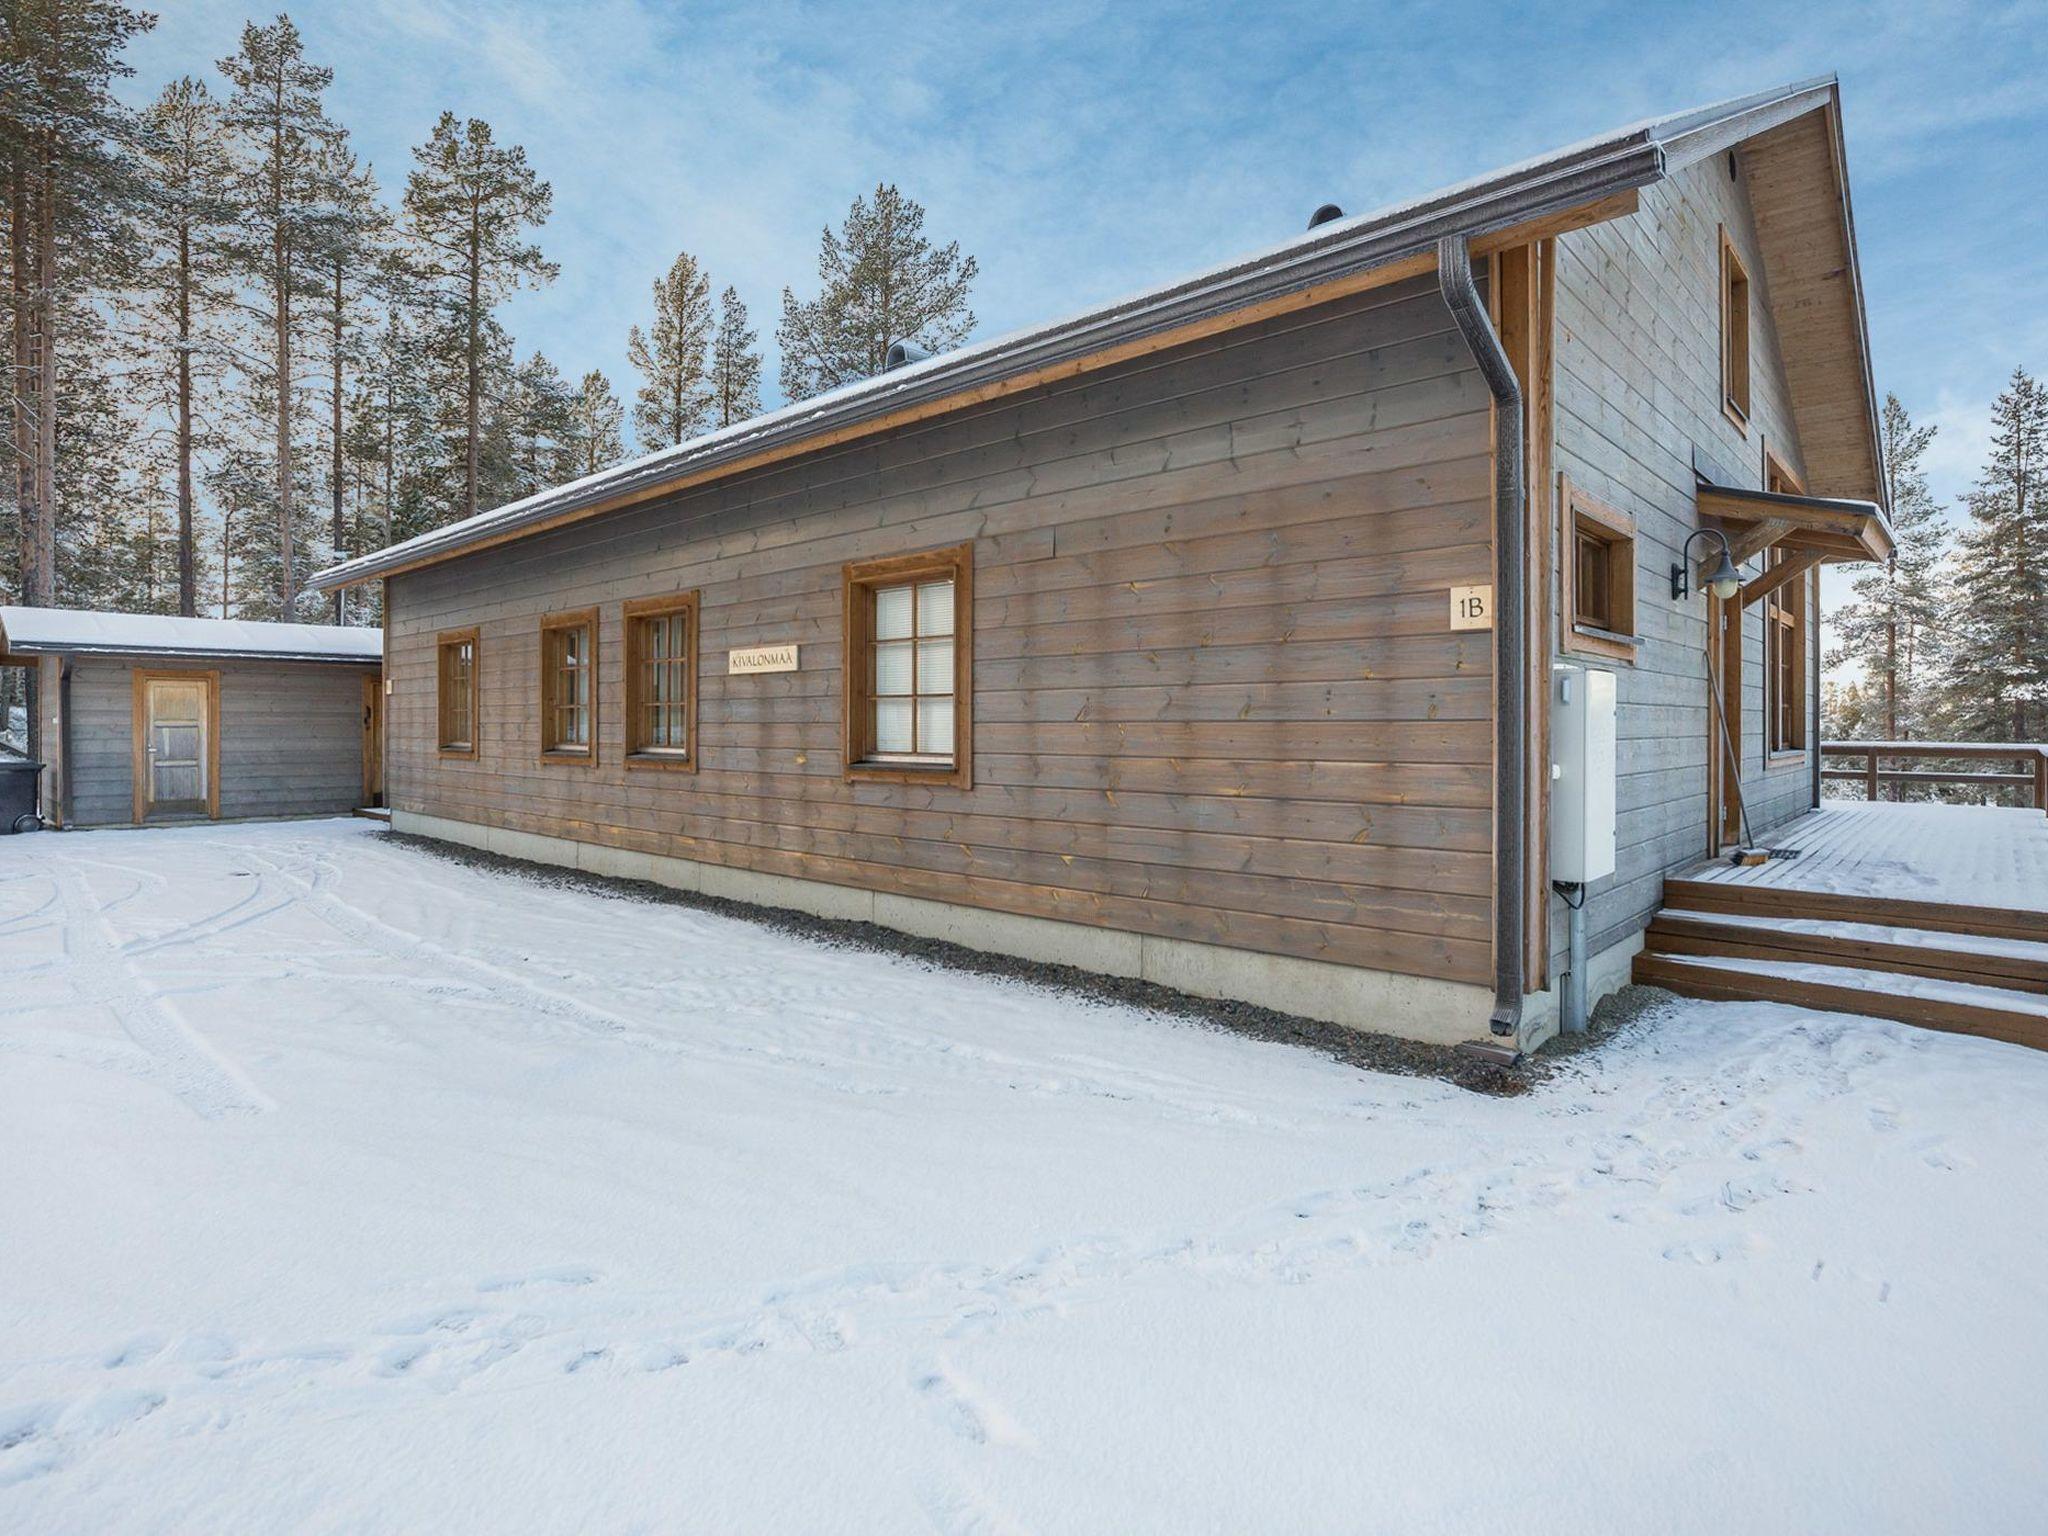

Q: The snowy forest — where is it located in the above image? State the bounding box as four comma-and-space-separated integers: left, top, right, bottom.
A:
1, 3, 978, 629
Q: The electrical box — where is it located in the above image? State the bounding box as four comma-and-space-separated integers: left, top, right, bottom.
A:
1551, 664, 1617, 884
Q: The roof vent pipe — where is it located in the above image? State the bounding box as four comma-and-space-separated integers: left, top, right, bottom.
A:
1307, 203, 1344, 230
884, 340, 932, 371
1436, 232, 1527, 1045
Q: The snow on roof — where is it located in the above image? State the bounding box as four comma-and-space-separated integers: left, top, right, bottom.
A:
0, 606, 382, 663
309, 75, 1839, 593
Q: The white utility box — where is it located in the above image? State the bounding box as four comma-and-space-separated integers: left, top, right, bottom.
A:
1551, 664, 1617, 884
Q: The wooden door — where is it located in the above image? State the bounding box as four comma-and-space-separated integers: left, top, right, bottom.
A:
143, 678, 209, 817
362, 673, 383, 806
132, 669, 219, 824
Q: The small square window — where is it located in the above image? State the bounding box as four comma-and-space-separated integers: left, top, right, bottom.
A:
539, 608, 598, 762
844, 544, 972, 786
437, 628, 478, 757
1559, 476, 1637, 662
1720, 228, 1752, 430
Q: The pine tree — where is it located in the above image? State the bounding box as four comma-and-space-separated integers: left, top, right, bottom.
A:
312, 140, 381, 621
1939, 368, 2048, 741
1, 0, 154, 613
1823, 395, 1949, 738
569, 368, 624, 478
218, 14, 350, 620
504, 350, 577, 497
708, 284, 760, 428
401, 111, 555, 525
627, 250, 713, 449
133, 76, 235, 616
776, 183, 976, 401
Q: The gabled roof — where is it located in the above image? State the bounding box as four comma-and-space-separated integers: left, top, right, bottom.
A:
0, 606, 382, 664
310, 74, 1873, 592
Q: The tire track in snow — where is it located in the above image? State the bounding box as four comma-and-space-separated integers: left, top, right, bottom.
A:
48, 863, 271, 1119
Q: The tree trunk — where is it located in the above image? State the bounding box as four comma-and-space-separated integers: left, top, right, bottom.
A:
1884, 619, 1897, 741
331, 256, 345, 623
275, 234, 295, 620
176, 220, 196, 616
465, 219, 481, 522
8, 171, 38, 608
32, 142, 57, 608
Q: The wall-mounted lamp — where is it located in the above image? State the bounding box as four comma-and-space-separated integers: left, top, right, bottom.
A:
1672, 528, 1743, 602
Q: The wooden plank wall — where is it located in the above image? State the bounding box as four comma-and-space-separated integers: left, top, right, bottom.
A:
65, 659, 377, 826
1550, 155, 1819, 967
387, 275, 1500, 986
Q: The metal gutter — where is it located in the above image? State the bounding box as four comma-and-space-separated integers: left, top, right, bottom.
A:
2, 644, 382, 665
1435, 233, 1526, 1042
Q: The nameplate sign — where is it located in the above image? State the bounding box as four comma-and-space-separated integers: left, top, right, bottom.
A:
729, 643, 799, 675
1449, 584, 1494, 632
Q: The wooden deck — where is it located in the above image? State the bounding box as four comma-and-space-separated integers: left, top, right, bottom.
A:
1638, 804, 2048, 1049
1677, 803, 2048, 912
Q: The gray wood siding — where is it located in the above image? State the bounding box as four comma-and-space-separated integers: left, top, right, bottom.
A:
219, 663, 371, 818
1551, 155, 1819, 967
67, 663, 134, 828
61, 659, 374, 826
386, 275, 1498, 986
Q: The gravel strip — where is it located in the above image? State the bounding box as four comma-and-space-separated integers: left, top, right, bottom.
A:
387, 830, 1634, 1096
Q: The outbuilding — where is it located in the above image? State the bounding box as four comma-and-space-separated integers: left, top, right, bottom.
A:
0, 607, 383, 829
307, 77, 1891, 1053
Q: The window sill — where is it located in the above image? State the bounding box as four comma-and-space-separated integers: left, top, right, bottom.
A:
625, 750, 696, 773
1723, 398, 1751, 435
437, 745, 477, 761
1764, 750, 1806, 769
539, 748, 597, 767
1562, 623, 1640, 664
846, 758, 968, 789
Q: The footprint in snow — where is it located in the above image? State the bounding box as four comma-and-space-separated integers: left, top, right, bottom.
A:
477, 1266, 601, 1293
101, 1333, 168, 1370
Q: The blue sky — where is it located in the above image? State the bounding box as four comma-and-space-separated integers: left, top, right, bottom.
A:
128, 0, 2044, 539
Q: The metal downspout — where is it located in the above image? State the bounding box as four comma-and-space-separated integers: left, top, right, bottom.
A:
1437, 235, 1527, 1041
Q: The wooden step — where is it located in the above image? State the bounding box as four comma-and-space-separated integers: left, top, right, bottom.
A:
1646, 911, 2048, 994
1632, 952, 2048, 1051
1662, 878, 2048, 946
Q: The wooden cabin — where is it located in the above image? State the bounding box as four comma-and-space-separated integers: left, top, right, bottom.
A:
308, 77, 1888, 1052
0, 607, 384, 828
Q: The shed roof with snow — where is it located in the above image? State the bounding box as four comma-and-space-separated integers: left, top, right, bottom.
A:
0, 607, 382, 665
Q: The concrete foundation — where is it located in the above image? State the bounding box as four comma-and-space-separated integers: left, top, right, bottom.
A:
392, 809, 1506, 1047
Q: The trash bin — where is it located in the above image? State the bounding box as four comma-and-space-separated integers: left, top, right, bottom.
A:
0, 756, 41, 833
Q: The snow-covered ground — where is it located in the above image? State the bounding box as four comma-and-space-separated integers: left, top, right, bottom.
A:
4, 819, 2047, 1533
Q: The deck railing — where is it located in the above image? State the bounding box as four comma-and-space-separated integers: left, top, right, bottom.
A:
1820, 741, 2048, 811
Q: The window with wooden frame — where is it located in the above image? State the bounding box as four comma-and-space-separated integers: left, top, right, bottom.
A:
623, 592, 698, 770
1762, 446, 1808, 757
1559, 476, 1638, 662
436, 628, 479, 758
1719, 228, 1752, 430
1762, 548, 1808, 757
843, 543, 972, 787
539, 608, 598, 762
